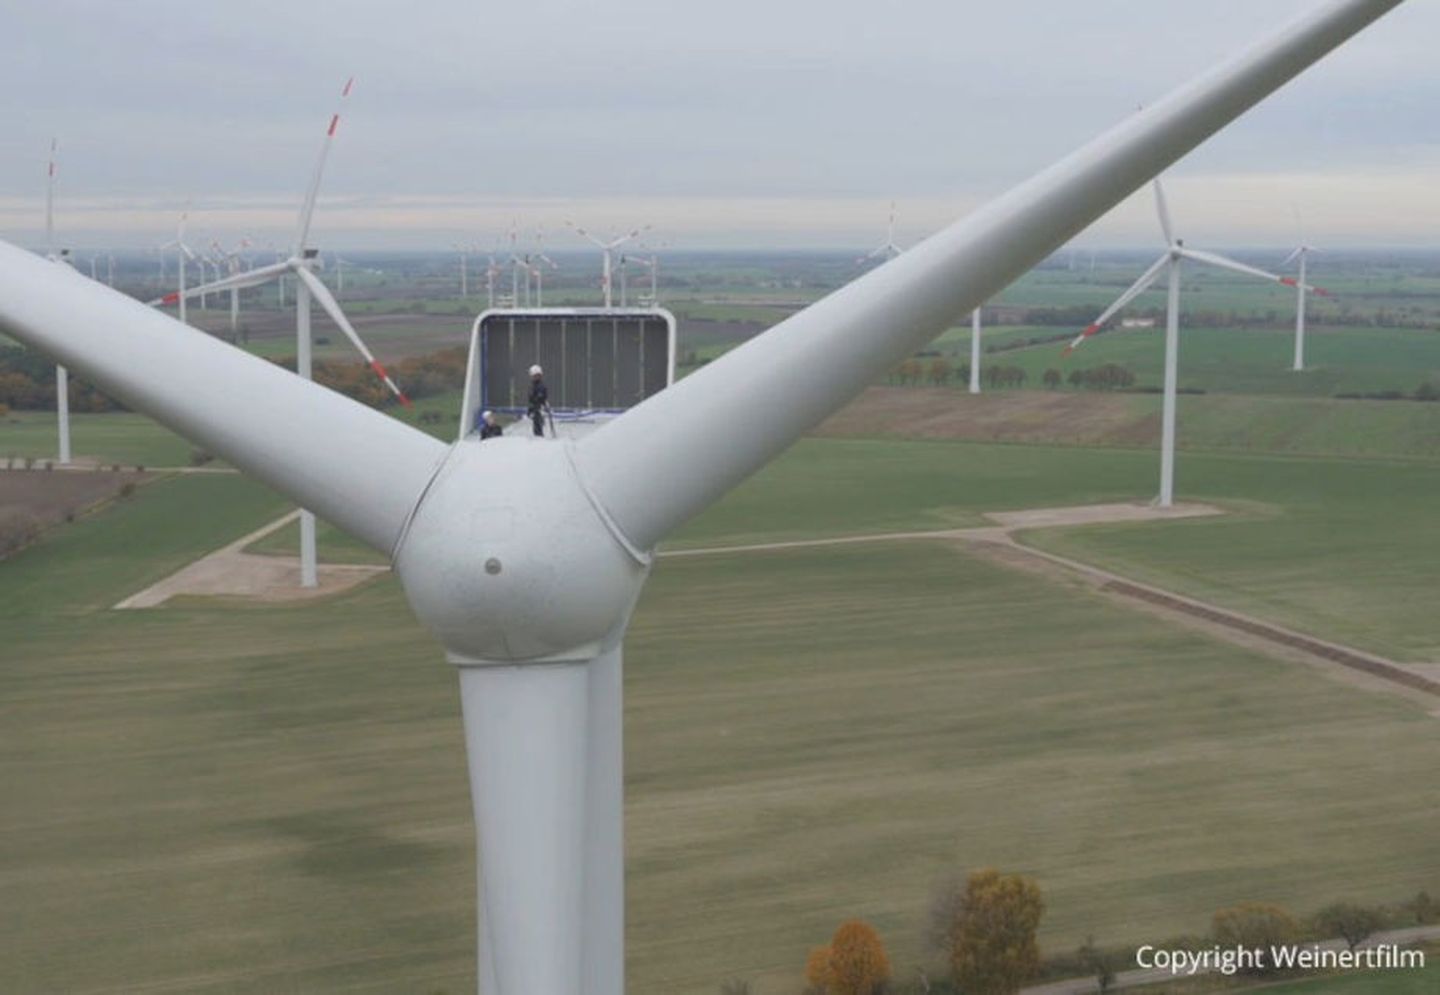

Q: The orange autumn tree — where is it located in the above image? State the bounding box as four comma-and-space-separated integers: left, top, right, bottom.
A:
805, 946, 833, 993
949, 868, 1045, 995
805, 919, 891, 995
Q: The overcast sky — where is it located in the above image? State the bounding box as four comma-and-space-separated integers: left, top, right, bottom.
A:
1, 0, 1435, 250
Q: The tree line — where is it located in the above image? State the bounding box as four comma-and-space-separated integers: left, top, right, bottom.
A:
0, 343, 469, 414
889, 357, 1144, 392
717, 873, 1437, 994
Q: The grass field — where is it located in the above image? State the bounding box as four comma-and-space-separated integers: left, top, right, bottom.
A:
0, 410, 198, 467
4, 442, 1439, 993
995, 325, 1440, 398
1012, 446, 1440, 662
821, 387, 1440, 463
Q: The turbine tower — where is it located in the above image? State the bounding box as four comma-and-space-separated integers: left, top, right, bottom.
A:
211, 237, 251, 341
456, 243, 470, 299
969, 307, 983, 394
158, 207, 197, 325
44, 139, 72, 465
530, 230, 558, 307
0, 2, 1402, 992
1283, 241, 1326, 370
566, 220, 649, 307
150, 78, 410, 588
1063, 179, 1327, 507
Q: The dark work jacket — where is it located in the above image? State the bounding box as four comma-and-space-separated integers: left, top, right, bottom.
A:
528, 379, 548, 413
479, 422, 503, 439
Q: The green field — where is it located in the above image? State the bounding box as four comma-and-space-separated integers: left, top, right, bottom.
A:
0, 410, 199, 467
4, 437, 1439, 993
996, 325, 1440, 398
1016, 446, 1440, 662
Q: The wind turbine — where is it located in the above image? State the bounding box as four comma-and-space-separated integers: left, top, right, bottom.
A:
327, 252, 356, 299
625, 250, 660, 306
211, 238, 251, 341
1063, 179, 1326, 507
484, 252, 502, 309
159, 207, 197, 325
44, 139, 72, 465
859, 201, 904, 263
566, 220, 649, 307
530, 230, 558, 307
0, 3, 1401, 993
456, 243, 471, 299
150, 78, 411, 589
1283, 241, 1327, 371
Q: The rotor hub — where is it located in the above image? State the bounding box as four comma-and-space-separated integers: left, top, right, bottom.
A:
393, 438, 649, 664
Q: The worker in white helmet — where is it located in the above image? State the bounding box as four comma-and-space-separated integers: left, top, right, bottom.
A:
526, 364, 548, 437
478, 409, 503, 440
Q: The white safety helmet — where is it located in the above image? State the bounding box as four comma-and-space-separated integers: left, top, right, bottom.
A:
529, 364, 543, 376
482, 410, 494, 420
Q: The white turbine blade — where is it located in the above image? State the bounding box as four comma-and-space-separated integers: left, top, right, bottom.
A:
1179, 246, 1288, 284
294, 77, 354, 254
1282, 246, 1303, 266
147, 259, 289, 306
294, 265, 412, 407
1153, 179, 1176, 245
1062, 253, 1171, 354
576, 0, 1402, 553
0, 238, 444, 553
612, 225, 651, 248
566, 220, 607, 250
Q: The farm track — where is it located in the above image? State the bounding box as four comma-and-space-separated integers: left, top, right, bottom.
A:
665, 502, 1440, 706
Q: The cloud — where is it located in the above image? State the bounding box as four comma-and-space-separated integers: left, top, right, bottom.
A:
1, 0, 1433, 247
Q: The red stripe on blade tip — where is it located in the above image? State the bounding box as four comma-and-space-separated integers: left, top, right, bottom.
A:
327, 114, 340, 137
342, 78, 354, 97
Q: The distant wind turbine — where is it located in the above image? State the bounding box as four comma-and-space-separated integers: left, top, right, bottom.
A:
150, 78, 410, 588
158, 207, 197, 325
566, 220, 650, 308
44, 139, 72, 465
1283, 230, 1328, 371
1064, 179, 1325, 507
859, 201, 904, 263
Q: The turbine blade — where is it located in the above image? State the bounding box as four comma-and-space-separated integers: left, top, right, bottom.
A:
295, 265, 413, 407
575, 0, 1402, 552
294, 77, 354, 254
1062, 254, 1170, 354
1179, 246, 1287, 284
1282, 246, 1303, 266
0, 238, 444, 553
1153, 179, 1176, 245
147, 259, 290, 306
